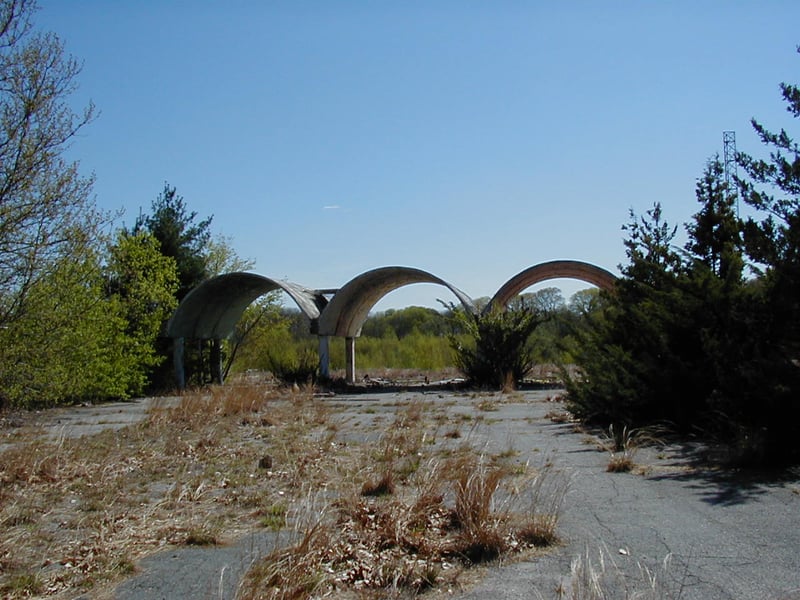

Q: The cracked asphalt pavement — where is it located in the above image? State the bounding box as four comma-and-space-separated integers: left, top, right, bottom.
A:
32, 389, 800, 599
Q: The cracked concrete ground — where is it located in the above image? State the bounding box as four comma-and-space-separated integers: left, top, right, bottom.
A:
16, 389, 800, 599
449, 397, 800, 600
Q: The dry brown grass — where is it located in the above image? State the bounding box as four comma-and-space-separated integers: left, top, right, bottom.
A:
238, 446, 567, 599
603, 425, 665, 474
0, 383, 566, 599
0, 384, 338, 598
556, 547, 683, 599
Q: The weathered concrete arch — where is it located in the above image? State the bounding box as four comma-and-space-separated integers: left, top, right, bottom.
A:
318, 267, 475, 384
318, 266, 475, 338
488, 260, 617, 311
167, 272, 327, 340
166, 272, 327, 388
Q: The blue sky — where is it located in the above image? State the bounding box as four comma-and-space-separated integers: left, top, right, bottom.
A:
38, 1, 800, 310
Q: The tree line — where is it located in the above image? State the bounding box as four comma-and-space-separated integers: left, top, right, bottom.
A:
227, 289, 596, 382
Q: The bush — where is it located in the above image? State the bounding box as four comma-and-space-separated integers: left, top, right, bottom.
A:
267, 347, 319, 385
447, 304, 544, 390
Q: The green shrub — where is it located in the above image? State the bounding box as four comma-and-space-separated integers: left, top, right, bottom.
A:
447, 305, 544, 390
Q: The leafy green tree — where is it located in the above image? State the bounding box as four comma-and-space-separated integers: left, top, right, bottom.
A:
227, 295, 313, 381
509, 288, 565, 314
0, 0, 100, 330
568, 288, 602, 316
204, 233, 255, 277
0, 0, 132, 406
105, 230, 179, 395
361, 306, 449, 339
0, 248, 139, 406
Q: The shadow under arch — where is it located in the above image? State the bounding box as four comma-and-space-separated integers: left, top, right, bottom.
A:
318, 266, 475, 383
487, 260, 617, 312
166, 272, 328, 387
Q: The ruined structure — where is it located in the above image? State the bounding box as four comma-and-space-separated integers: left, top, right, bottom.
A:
167, 260, 617, 386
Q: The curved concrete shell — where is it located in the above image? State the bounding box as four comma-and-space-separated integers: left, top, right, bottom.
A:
488, 260, 617, 311
317, 266, 475, 338
166, 272, 326, 340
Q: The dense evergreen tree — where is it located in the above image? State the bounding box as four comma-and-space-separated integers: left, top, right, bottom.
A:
129, 184, 217, 388
133, 183, 213, 300
568, 51, 800, 465
567, 204, 709, 428
686, 157, 743, 282
729, 48, 800, 463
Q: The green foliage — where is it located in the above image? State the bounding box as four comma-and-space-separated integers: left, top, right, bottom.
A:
0, 252, 137, 406
131, 183, 228, 389
360, 306, 448, 338
686, 157, 743, 282
0, 0, 99, 327
227, 297, 299, 374
133, 183, 213, 300
267, 347, 319, 385
447, 304, 544, 390
204, 233, 255, 277
569, 50, 800, 465
0, 1, 134, 406
105, 231, 180, 395
566, 204, 715, 429
351, 331, 455, 370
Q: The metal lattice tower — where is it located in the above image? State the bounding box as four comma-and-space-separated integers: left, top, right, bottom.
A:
723, 130, 738, 214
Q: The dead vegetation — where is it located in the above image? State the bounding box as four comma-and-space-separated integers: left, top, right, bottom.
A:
0, 383, 567, 599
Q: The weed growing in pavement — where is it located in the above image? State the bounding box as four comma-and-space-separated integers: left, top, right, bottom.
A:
604, 425, 639, 473
551, 546, 685, 599
603, 425, 665, 474
0, 383, 339, 598
1, 383, 568, 599
239, 440, 568, 599
546, 409, 574, 424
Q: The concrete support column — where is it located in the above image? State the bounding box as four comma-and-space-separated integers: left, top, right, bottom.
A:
318, 336, 330, 379
174, 337, 185, 390
345, 336, 356, 384
210, 339, 223, 385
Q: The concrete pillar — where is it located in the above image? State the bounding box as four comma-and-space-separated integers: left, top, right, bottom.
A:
210, 339, 223, 385
318, 336, 330, 379
174, 337, 185, 390
345, 336, 356, 384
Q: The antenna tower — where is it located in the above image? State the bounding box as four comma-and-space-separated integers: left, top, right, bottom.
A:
723, 130, 738, 215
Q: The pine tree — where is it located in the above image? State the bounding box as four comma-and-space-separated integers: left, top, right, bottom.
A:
134, 183, 213, 300
686, 157, 743, 282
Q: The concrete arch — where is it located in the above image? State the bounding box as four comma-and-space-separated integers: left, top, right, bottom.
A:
318, 266, 475, 338
167, 272, 328, 388
488, 260, 617, 312
166, 272, 327, 340
317, 266, 475, 383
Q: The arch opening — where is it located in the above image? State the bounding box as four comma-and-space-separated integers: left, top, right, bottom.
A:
167, 272, 328, 388
487, 260, 616, 313
317, 267, 475, 384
